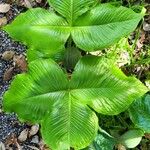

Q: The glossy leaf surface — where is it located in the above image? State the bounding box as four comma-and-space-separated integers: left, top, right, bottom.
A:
3, 8, 70, 61
129, 94, 150, 133
4, 56, 148, 149
86, 131, 115, 150
3, 2, 142, 61
47, 0, 97, 25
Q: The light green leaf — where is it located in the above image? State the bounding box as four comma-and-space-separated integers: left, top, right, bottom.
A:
129, 94, 150, 133
3, 8, 70, 61
47, 0, 97, 25
119, 129, 144, 148
72, 4, 142, 51
70, 56, 148, 115
41, 96, 98, 150
3, 3, 142, 61
4, 56, 148, 149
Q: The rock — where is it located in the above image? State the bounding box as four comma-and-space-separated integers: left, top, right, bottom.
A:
2, 51, 15, 61
143, 22, 150, 31
18, 129, 28, 142
0, 142, 5, 150
0, 17, 7, 26
3, 67, 14, 81
31, 135, 39, 144
29, 124, 39, 137
0, 3, 10, 13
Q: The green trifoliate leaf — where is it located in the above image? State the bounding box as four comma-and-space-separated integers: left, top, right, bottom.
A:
4, 56, 148, 149
3, 3, 142, 61
70, 56, 148, 115
119, 129, 144, 148
129, 94, 150, 133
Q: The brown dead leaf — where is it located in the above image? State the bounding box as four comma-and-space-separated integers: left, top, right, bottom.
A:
143, 22, 150, 31
5, 133, 16, 147
5, 133, 21, 150
0, 17, 7, 26
3, 67, 14, 81
18, 129, 29, 142
0, 3, 10, 13
145, 133, 150, 140
13, 54, 27, 72
140, 32, 145, 43
2, 50, 15, 61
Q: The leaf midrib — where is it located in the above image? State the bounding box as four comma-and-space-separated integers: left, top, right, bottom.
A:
19, 86, 129, 102
11, 18, 139, 29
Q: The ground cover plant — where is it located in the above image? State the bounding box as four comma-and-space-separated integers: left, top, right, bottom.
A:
1, 0, 150, 149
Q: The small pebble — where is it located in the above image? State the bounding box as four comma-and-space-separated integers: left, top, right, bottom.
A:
143, 22, 150, 31
31, 135, 39, 144
0, 3, 10, 13
29, 124, 39, 137
0, 142, 5, 150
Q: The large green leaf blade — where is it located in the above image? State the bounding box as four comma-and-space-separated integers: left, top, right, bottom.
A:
70, 56, 148, 115
128, 94, 150, 133
48, 0, 97, 25
3, 8, 70, 61
3, 56, 148, 149
41, 94, 98, 150
3, 58, 98, 149
72, 4, 142, 51
3, 59, 69, 122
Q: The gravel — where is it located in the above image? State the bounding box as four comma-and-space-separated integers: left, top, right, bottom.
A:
0, 1, 149, 150
0, 2, 29, 149
0, 1, 43, 149
0, 30, 26, 108
0, 113, 26, 142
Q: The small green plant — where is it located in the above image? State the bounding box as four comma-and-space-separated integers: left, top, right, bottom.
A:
2, 0, 149, 149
